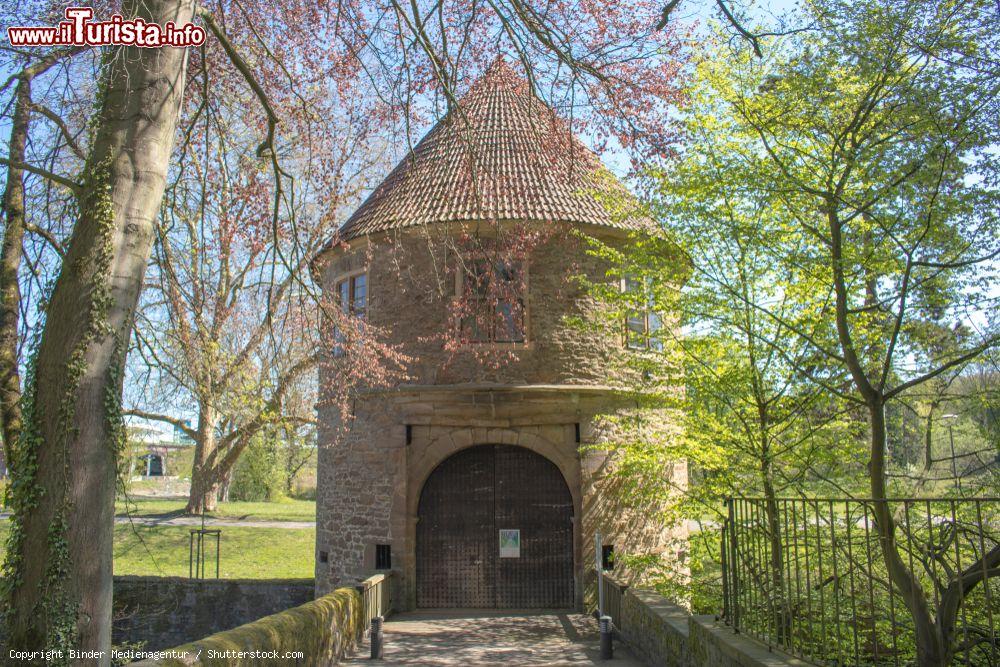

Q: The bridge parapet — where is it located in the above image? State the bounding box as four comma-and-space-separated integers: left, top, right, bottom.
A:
600, 575, 809, 667
133, 572, 395, 666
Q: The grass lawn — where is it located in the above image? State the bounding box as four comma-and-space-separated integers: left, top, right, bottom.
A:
0, 519, 315, 579
115, 497, 316, 523
114, 523, 315, 578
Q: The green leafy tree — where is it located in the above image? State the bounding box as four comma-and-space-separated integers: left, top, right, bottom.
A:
688, 0, 1000, 662
581, 111, 862, 620
663, 129, 867, 625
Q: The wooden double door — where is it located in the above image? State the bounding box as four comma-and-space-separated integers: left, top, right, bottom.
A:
416, 445, 574, 608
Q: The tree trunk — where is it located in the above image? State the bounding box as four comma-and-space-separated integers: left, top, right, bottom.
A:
0, 76, 31, 479
218, 471, 232, 503
3, 0, 193, 659
867, 400, 947, 666
761, 464, 788, 646
183, 357, 318, 512
186, 403, 219, 514
0, 49, 78, 480
827, 207, 946, 666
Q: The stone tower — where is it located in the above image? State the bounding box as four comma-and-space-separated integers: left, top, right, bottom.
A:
313, 59, 687, 610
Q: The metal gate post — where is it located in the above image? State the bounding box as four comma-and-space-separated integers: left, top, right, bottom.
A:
727, 497, 741, 633
596, 531, 604, 617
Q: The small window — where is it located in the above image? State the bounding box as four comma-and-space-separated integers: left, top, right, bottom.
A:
602, 545, 615, 571
336, 273, 367, 317
352, 274, 367, 313
375, 544, 392, 570
333, 272, 367, 356
462, 260, 525, 343
623, 276, 662, 351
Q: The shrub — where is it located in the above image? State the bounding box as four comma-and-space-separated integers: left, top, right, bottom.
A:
228, 432, 287, 502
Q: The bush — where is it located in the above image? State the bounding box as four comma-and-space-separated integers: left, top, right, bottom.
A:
228, 432, 287, 502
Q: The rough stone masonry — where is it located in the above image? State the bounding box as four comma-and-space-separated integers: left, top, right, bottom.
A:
313, 59, 688, 611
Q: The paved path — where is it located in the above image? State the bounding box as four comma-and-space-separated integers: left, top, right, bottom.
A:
0, 512, 314, 529
111, 515, 315, 529
345, 610, 646, 666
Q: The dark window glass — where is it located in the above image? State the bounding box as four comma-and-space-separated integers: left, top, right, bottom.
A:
352, 274, 367, 315
339, 279, 350, 313
648, 311, 663, 351
464, 260, 525, 343
148, 455, 163, 476
602, 544, 615, 571
333, 273, 367, 356
623, 276, 661, 350
375, 544, 392, 570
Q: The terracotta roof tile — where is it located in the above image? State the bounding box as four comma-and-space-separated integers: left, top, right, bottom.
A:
337, 59, 650, 240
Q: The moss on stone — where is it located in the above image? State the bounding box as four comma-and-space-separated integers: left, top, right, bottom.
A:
145, 587, 362, 666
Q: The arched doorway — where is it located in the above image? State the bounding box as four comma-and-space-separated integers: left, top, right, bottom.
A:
139, 453, 163, 476
416, 444, 574, 608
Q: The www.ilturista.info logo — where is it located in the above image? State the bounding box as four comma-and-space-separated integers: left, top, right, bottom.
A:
8, 7, 206, 47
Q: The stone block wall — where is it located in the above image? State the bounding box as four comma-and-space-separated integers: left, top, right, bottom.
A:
132, 586, 362, 667
581, 404, 689, 600
687, 616, 812, 667
314, 225, 642, 388
602, 578, 812, 667
314, 224, 688, 609
113, 576, 314, 651
611, 584, 690, 667
315, 392, 402, 590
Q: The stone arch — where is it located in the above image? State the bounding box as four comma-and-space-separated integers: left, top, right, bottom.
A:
139, 453, 164, 477
403, 425, 583, 609
414, 443, 575, 608
408, 427, 580, 515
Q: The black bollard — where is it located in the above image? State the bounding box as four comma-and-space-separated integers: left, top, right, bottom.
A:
370, 616, 384, 660
599, 615, 613, 660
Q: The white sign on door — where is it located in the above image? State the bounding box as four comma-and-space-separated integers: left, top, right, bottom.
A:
499, 529, 520, 558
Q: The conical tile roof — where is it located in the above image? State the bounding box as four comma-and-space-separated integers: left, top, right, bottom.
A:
337, 59, 649, 240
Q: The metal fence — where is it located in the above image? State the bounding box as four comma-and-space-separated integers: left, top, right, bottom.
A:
720, 497, 999, 666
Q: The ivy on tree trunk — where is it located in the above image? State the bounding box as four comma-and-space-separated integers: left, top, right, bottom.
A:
1, 0, 194, 660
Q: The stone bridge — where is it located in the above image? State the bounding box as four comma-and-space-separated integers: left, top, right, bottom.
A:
340, 576, 807, 667
139, 573, 808, 666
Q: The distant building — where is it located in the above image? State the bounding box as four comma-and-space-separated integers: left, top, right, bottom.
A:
126, 418, 193, 478
173, 420, 195, 446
